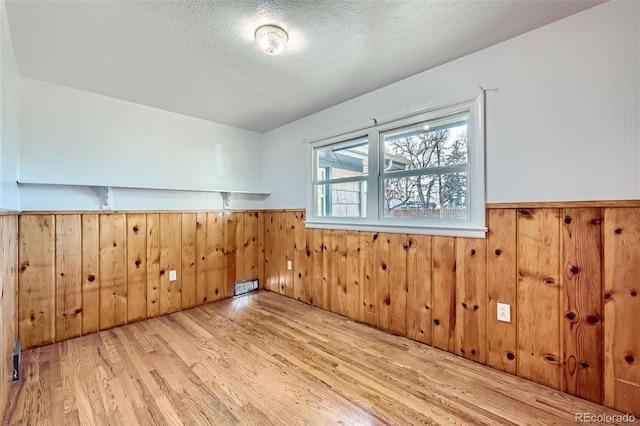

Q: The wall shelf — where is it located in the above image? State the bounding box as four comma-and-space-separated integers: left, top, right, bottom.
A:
16, 180, 270, 196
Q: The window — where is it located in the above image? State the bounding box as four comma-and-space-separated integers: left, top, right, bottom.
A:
307, 95, 486, 237
314, 137, 368, 218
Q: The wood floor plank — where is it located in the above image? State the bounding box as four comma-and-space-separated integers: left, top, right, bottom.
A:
4, 291, 626, 425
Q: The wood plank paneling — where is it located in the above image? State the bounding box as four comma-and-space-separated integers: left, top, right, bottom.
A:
517, 208, 562, 389
223, 212, 238, 298
181, 213, 197, 309
292, 211, 308, 303
55, 214, 83, 341
361, 232, 377, 327
159, 213, 182, 314
146, 213, 160, 317
256, 211, 265, 288
455, 237, 487, 364
388, 233, 407, 337
99, 214, 127, 330
263, 212, 276, 293
234, 212, 244, 286
195, 212, 207, 305
19, 215, 55, 349
324, 229, 339, 314
562, 208, 603, 404
345, 231, 362, 322
337, 230, 348, 316
406, 235, 432, 345
206, 212, 225, 302
127, 213, 147, 323
9, 216, 18, 337
376, 234, 391, 332
302, 227, 313, 304
1, 215, 18, 422
603, 208, 640, 415
309, 228, 324, 308
486, 209, 517, 374
81, 214, 100, 335
284, 212, 295, 299
267, 212, 278, 293
274, 212, 287, 296
242, 212, 258, 282
431, 236, 456, 352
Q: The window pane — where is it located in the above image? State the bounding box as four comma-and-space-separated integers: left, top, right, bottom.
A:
316, 139, 369, 180
382, 172, 467, 219
382, 115, 468, 172
315, 181, 367, 218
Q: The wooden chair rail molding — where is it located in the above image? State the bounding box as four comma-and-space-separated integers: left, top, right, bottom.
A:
262, 207, 640, 417
487, 200, 640, 208
19, 209, 276, 215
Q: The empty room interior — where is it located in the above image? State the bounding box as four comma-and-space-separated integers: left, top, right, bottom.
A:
1, 0, 639, 424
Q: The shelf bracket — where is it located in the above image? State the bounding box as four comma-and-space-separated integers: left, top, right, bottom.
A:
100, 186, 113, 210
221, 191, 231, 210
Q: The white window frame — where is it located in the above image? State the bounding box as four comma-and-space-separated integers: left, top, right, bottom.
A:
306, 94, 486, 238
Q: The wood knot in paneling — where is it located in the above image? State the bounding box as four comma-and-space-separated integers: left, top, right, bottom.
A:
586, 315, 600, 324
518, 209, 533, 218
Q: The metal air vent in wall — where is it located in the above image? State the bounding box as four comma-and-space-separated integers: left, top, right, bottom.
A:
234, 279, 259, 297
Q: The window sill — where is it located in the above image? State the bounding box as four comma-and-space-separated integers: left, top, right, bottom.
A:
304, 220, 487, 238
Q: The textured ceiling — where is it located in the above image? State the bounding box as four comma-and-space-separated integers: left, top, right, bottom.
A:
6, 0, 604, 132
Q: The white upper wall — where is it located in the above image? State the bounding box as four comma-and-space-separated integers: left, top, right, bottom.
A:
18, 77, 266, 210
262, 1, 640, 209
0, 0, 19, 210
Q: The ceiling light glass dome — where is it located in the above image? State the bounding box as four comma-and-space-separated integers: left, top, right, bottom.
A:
255, 25, 288, 56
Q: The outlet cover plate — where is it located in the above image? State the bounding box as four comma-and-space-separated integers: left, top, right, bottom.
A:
169, 270, 177, 281
497, 302, 511, 322
287, 260, 292, 271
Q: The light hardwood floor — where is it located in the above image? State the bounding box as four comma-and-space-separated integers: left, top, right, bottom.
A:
3, 291, 627, 425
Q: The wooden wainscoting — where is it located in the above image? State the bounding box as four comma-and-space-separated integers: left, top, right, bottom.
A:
17, 211, 265, 350
0, 213, 19, 423
263, 207, 640, 416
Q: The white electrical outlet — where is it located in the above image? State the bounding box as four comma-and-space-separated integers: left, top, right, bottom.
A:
169, 270, 177, 281
287, 260, 292, 271
497, 302, 511, 322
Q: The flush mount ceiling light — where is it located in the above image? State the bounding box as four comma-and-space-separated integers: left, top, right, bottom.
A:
255, 25, 288, 56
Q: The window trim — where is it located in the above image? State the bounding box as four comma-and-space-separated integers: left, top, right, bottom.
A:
306, 94, 486, 238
